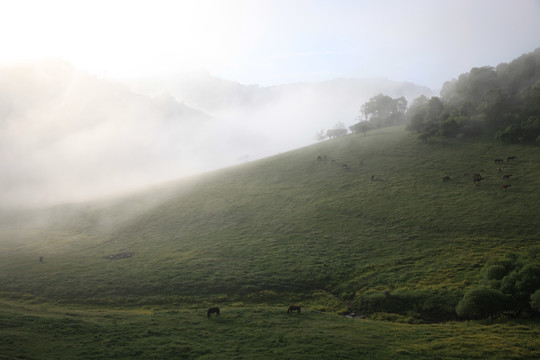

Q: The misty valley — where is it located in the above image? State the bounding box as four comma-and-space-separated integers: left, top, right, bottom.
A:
2, 49, 540, 359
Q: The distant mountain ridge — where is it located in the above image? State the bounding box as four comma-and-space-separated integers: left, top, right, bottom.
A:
125, 71, 434, 115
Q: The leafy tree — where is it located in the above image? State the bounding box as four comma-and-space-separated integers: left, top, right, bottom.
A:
520, 116, 540, 142
349, 121, 371, 136
326, 128, 348, 139
315, 130, 326, 141
361, 94, 407, 128
406, 97, 444, 142
325, 122, 348, 139
438, 118, 459, 138
514, 263, 540, 303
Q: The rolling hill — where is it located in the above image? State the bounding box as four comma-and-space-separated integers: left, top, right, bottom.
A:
1, 126, 539, 321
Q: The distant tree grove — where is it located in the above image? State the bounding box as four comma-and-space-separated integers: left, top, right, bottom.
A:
349, 94, 408, 136
317, 94, 408, 141
406, 48, 540, 144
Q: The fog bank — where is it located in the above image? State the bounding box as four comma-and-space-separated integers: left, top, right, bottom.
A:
0, 60, 433, 207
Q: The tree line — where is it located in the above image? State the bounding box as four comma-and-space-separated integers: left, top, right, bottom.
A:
406, 48, 540, 143
318, 48, 540, 145
317, 94, 408, 140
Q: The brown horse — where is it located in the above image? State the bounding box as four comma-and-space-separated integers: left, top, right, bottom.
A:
502, 174, 512, 180
442, 176, 451, 182
287, 306, 301, 314
207, 307, 220, 319
500, 184, 511, 190
473, 173, 484, 184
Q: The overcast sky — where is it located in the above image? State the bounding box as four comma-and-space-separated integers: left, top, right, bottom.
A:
1, 0, 539, 89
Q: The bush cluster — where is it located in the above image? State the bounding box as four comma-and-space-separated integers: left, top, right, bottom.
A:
456, 251, 540, 319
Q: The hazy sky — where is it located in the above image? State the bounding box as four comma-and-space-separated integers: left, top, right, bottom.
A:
1, 0, 539, 89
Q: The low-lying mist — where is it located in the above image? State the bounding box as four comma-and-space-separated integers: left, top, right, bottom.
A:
0, 60, 433, 208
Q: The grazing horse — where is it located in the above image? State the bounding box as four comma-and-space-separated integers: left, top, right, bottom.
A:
342, 164, 350, 170
287, 305, 301, 314
507, 156, 516, 161
500, 184, 511, 190
317, 155, 322, 161
494, 159, 504, 164
473, 173, 484, 182
502, 174, 512, 180
207, 307, 220, 319
442, 176, 451, 182
39, 256, 43, 263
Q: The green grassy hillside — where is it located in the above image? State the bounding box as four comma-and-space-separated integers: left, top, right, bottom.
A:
1, 126, 539, 316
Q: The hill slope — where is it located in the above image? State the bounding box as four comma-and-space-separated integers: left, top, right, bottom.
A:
1, 126, 539, 319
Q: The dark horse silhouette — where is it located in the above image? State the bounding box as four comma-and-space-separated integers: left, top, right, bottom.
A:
287, 305, 301, 314
207, 307, 220, 319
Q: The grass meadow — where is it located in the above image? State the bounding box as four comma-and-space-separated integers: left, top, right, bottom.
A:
1, 126, 539, 358
2, 299, 539, 360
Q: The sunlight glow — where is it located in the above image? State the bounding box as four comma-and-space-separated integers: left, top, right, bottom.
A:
0, 0, 247, 77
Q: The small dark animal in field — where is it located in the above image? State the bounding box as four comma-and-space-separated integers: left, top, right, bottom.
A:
500, 184, 511, 190
39, 256, 43, 263
371, 174, 375, 182
473, 173, 484, 183
342, 164, 349, 170
331, 159, 336, 164
497, 167, 504, 173
360, 160, 364, 166
207, 307, 220, 319
317, 155, 322, 161
442, 176, 451, 182
507, 156, 516, 162
502, 174, 512, 180
494, 159, 504, 164
287, 305, 301, 314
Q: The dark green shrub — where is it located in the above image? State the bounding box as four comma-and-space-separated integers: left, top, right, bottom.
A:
484, 264, 508, 281
456, 287, 509, 319
353, 290, 458, 322
530, 290, 540, 312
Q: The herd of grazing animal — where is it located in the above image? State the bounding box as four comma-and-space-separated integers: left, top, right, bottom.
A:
317, 154, 363, 174
316, 152, 520, 189
445, 155, 519, 190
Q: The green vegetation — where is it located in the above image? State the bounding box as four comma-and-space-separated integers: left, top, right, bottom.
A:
2, 299, 540, 360
407, 48, 540, 143
1, 125, 540, 358
456, 251, 540, 319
